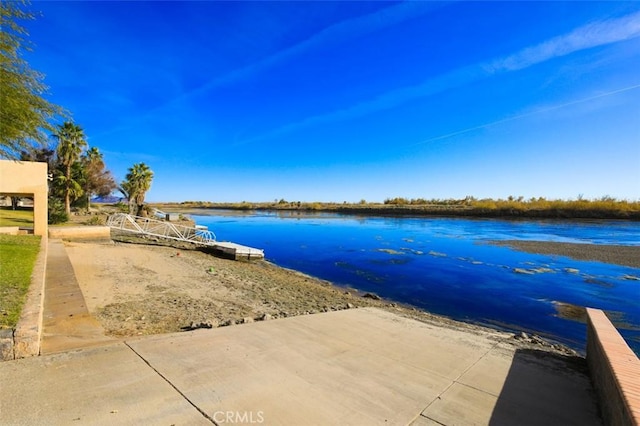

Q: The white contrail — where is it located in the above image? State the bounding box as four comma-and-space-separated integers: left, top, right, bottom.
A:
95, 2, 441, 140
486, 11, 640, 73
240, 11, 640, 146
197, 1, 443, 94
412, 84, 640, 146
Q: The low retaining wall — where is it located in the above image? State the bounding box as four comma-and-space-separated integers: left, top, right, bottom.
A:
0, 226, 20, 235
1, 235, 48, 361
586, 308, 640, 426
48, 226, 111, 239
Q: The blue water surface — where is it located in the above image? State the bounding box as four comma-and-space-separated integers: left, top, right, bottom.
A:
192, 210, 640, 355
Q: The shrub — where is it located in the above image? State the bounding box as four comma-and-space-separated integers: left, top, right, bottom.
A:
48, 198, 68, 224
114, 201, 129, 212
85, 215, 104, 225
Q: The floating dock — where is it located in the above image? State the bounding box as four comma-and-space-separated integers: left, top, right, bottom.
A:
208, 241, 265, 261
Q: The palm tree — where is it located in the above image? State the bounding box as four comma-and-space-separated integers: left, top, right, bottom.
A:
118, 180, 137, 214
81, 147, 116, 209
54, 122, 87, 215
122, 163, 153, 216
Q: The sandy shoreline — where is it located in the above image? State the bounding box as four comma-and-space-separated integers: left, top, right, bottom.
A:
490, 240, 640, 268
63, 236, 638, 357
66, 239, 423, 333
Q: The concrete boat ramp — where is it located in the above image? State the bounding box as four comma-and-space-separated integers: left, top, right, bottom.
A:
1, 307, 600, 425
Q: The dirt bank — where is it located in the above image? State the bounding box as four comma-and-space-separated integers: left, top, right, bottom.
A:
490, 240, 640, 268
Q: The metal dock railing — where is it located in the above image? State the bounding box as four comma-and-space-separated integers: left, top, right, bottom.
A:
106, 213, 217, 246
106, 213, 264, 260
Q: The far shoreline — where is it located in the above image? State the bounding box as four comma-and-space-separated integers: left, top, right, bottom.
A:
155, 202, 640, 221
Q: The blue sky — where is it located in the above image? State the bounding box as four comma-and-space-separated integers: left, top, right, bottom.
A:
24, 1, 640, 202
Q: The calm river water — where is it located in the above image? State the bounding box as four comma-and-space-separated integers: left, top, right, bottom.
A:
192, 210, 640, 355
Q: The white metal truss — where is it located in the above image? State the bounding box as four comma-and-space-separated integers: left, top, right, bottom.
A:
106, 213, 217, 246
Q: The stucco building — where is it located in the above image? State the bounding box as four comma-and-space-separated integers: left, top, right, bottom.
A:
0, 160, 48, 236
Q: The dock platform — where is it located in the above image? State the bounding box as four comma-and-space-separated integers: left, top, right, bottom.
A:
209, 241, 264, 260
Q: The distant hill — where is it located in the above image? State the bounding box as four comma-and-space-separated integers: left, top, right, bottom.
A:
92, 196, 126, 204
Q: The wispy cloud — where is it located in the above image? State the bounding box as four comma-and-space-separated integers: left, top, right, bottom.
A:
236, 64, 483, 146
101, 1, 443, 138
242, 11, 640, 145
412, 84, 640, 146
486, 11, 640, 73
194, 1, 444, 95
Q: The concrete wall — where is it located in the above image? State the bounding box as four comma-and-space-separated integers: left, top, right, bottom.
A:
586, 308, 640, 426
0, 227, 21, 235
0, 160, 48, 236
48, 226, 111, 239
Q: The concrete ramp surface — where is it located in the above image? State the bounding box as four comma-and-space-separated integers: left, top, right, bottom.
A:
0, 308, 600, 425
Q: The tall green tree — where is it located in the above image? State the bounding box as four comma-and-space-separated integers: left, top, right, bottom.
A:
19, 146, 68, 223
0, 1, 64, 159
80, 147, 116, 208
121, 163, 154, 216
54, 122, 87, 215
20, 146, 55, 171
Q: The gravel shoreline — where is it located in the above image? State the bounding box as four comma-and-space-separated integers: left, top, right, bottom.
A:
490, 240, 640, 268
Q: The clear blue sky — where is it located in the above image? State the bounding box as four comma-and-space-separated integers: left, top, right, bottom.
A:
24, 1, 640, 202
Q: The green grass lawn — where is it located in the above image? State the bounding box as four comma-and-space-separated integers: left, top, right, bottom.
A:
0, 234, 41, 328
0, 207, 34, 227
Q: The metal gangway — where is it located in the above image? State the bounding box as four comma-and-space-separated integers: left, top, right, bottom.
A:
106, 213, 217, 246
151, 207, 168, 220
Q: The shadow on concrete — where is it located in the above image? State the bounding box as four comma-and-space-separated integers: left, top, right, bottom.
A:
489, 348, 602, 426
